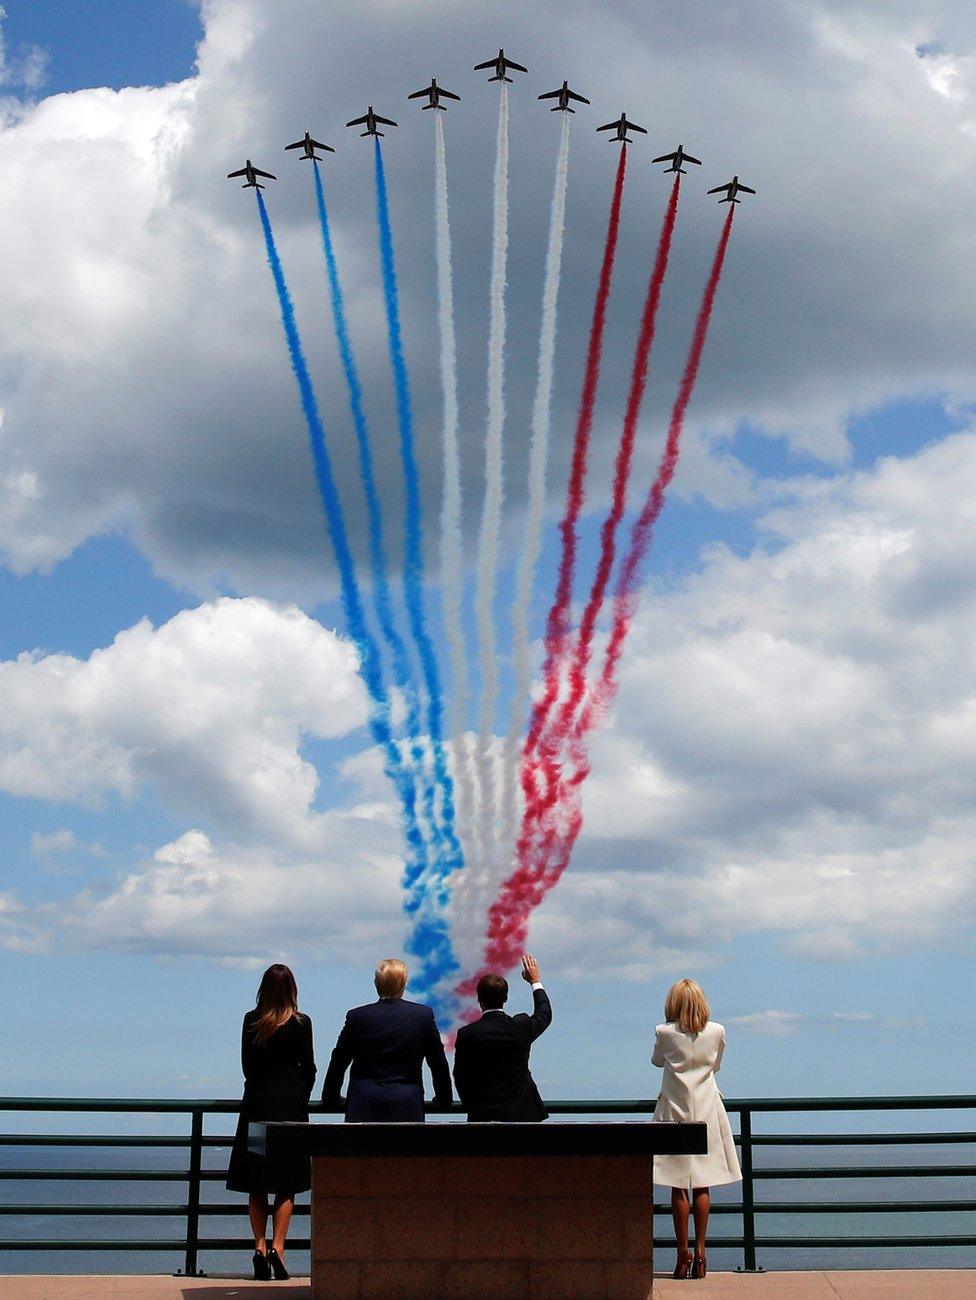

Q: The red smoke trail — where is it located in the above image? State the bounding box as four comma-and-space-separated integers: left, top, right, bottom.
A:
518, 146, 628, 821
455, 151, 627, 1000
533, 173, 682, 821
478, 204, 735, 977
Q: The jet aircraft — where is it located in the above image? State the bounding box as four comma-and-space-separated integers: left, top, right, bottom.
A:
346, 106, 398, 137
226, 159, 276, 189
285, 131, 334, 162
474, 48, 528, 82
596, 113, 647, 144
538, 81, 590, 113
652, 144, 701, 174
707, 175, 756, 204
408, 78, 461, 110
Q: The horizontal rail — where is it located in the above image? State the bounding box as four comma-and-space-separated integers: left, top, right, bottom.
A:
4, 1235, 974, 1252
745, 1132, 976, 1145
752, 1165, 976, 1179
0, 1135, 192, 1147
3, 1199, 976, 1217
0, 1094, 973, 1113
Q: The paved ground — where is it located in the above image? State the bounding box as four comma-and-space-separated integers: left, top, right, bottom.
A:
1, 1273, 975, 1298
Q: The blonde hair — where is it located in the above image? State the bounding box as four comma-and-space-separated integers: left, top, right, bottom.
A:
375, 958, 408, 999
665, 978, 710, 1034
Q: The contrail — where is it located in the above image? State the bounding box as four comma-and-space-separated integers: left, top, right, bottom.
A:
531, 172, 682, 830
518, 145, 628, 836
456, 144, 628, 1002
432, 113, 476, 872
588, 204, 737, 728
479, 205, 737, 974
311, 159, 439, 860
499, 113, 572, 870
373, 139, 463, 1002
254, 189, 456, 1003
473, 83, 510, 880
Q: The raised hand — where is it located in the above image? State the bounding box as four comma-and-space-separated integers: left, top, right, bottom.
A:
521, 954, 540, 985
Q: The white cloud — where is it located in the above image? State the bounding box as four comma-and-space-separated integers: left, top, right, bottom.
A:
2, 2, 976, 589
61, 824, 406, 964
29, 828, 77, 857
0, 597, 367, 848
728, 1011, 804, 1037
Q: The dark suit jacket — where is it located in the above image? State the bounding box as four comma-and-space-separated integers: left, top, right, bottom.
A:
453, 987, 552, 1122
322, 998, 452, 1122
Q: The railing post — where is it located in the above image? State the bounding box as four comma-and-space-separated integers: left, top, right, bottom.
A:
737, 1106, 762, 1273
184, 1108, 203, 1277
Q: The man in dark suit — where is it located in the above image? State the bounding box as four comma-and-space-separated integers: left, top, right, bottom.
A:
322, 959, 452, 1122
453, 954, 552, 1122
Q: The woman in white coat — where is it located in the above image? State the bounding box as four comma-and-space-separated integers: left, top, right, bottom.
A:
652, 979, 740, 1280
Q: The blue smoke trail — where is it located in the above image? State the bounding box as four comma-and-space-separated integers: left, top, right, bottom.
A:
254, 189, 457, 1009
311, 161, 440, 875
373, 138, 464, 993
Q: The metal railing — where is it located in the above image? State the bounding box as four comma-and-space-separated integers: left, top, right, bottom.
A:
0, 1094, 973, 1275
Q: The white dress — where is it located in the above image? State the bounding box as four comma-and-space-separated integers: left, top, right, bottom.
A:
651, 1020, 741, 1189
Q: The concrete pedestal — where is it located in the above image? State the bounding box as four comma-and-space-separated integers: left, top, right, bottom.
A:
262, 1120, 706, 1300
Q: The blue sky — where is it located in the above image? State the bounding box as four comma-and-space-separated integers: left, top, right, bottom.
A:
0, 0, 975, 1113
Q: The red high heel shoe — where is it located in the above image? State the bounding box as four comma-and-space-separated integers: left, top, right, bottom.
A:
692, 1252, 707, 1279
673, 1250, 693, 1279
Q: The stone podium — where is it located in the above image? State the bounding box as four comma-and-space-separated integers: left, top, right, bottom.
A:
260, 1119, 706, 1300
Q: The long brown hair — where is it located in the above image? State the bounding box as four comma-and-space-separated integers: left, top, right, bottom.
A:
252, 964, 299, 1044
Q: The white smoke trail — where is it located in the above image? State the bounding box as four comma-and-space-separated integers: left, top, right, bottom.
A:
433, 112, 476, 867
472, 84, 509, 883
499, 113, 572, 845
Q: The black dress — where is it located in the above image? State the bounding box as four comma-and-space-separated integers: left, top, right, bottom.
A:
226, 1010, 316, 1195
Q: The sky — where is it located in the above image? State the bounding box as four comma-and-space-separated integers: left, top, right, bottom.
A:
0, 0, 975, 1112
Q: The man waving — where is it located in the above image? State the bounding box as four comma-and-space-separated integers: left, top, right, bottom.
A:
453, 954, 552, 1122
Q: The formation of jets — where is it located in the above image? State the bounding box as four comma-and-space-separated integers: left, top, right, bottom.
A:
228, 51, 756, 206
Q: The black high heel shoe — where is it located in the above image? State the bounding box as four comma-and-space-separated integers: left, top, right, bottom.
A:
673, 1249, 693, 1279
252, 1250, 272, 1281
267, 1246, 290, 1281
692, 1252, 707, 1279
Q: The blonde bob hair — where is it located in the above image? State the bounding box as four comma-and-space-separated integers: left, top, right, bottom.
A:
665, 978, 710, 1034
374, 958, 408, 999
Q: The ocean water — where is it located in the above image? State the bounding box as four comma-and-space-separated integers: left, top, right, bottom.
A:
0, 1131, 973, 1277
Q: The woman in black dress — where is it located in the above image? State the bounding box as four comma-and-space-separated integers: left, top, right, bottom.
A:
226, 964, 316, 1281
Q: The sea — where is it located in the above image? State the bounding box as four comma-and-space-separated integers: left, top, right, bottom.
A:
0, 1118, 973, 1277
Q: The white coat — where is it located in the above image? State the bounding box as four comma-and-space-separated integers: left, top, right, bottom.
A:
651, 1020, 741, 1189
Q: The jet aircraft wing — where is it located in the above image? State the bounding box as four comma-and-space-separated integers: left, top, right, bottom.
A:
506, 59, 528, 72
227, 167, 248, 177
374, 114, 398, 127
439, 88, 461, 100
653, 151, 679, 163
538, 90, 561, 100
251, 167, 276, 179
407, 88, 428, 99
346, 114, 369, 127
474, 58, 498, 70
568, 89, 590, 103
736, 182, 756, 193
